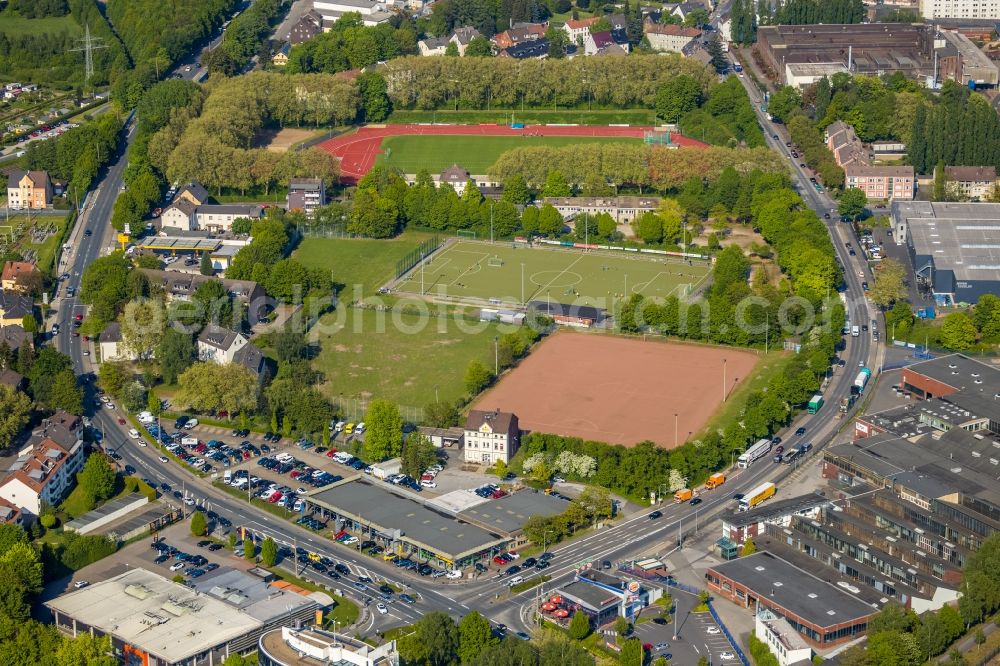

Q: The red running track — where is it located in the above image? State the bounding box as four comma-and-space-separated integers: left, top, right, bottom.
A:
316, 124, 709, 184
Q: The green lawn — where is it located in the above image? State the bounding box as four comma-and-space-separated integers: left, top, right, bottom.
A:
311, 306, 505, 414
376, 134, 641, 174
294, 231, 437, 294
395, 240, 711, 306
0, 15, 81, 37
25, 212, 72, 275
387, 109, 656, 127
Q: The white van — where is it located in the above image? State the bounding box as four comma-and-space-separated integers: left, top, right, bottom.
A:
851, 325, 860, 337
224, 470, 232, 483
507, 576, 524, 587
184, 419, 199, 428
138, 411, 154, 424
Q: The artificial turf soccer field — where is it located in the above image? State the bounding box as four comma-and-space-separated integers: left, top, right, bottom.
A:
395, 241, 711, 306
373, 135, 641, 174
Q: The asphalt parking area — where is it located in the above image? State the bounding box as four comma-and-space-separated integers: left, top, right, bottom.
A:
632, 595, 736, 665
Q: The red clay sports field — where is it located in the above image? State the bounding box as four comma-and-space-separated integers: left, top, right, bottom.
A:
317, 124, 709, 184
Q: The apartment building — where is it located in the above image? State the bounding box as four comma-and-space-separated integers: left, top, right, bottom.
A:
0, 411, 85, 516
920, 0, 1000, 19
845, 165, 916, 201
463, 410, 519, 465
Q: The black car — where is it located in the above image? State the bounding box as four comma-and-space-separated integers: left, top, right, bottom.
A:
862, 281, 869, 291
771, 437, 782, 446
418, 564, 433, 576
358, 576, 373, 584
379, 584, 394, 595
539, 552, 554, 561
475, 562, 488, 573
648, 511, 663, 520
505, 565, 521, 575
124, 465, 136, 475
795, 427, 806, 436
732, 492, 744, 501
208, 543, 223, 551
335, 563, 350, 575
197, 540, 211, 548
400, 594, 416, 604
205, 563, 219, 572
690, 497, 702, 506
175, 416, 189, 429
534, 560, 550, 570
154, 554, 170, 564
522, 557, 537, 568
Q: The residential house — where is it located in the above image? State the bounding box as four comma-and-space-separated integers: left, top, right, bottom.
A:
498, 39, 551, 59
542, 196, 662, 225
287, 178, 326, 217
0, 325, 31, 354
198, 325, 249, 364
1, 261, 40, 293
943, 165, 997, 200
175, 181, 210, 206
584, 30, 630, 55
289, 10, 323, 44
0, 497, 23, 527
643, 21, 701, 52
672, 0, 707, 21
845, 165, 916, 201
139, 269, 271, 322
439, 164, 472, 195
6, 170, 52, 209
272, 42, 291, 66
98, 322, 136, 362
463, 410, 520, 465
418, 36, 449, 56
493, 23, 546, 50
197, 325, 266, 380
825, 120, 869, 168
0, 291, 33, 327
563, 17, 599, 43
160, 200, 265, 233
450, 26, 482, 55
0, 411, 85, 515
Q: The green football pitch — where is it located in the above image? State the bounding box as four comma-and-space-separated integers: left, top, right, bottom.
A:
374, 135, 640, 174
395, 240, 711, 307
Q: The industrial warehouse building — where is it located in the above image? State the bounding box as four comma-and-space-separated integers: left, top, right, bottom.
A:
892, 201, 1000, 305
45, 568, 322, 666
705, 552, 879, 646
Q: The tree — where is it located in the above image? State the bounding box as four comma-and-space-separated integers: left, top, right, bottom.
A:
501, 174, 531, 205
402, 433, 437, 478
54, 632, 116, 666
157, 329, 195, 385
767, 86, 802, 124
940, 312, 978, 351
416, 611, 460, 666
121, 299, 165, 360
47, 370, 83, 415
79, 454, 117, 504
684, 8, 709, 27
444, 41, 460, 57
544, 25, 569, 58
541, 171, 571, 198
362, 399, 404, 462
741, 537, 757, 556
199, 251, 214, 276
175, 363, 259, 418
464, 360, 493, 394
357, 71, 391, 123
0, 385, 32, 451
459, 611, 498, 663
190, 511, 207, 537
838, 187, 867, 221
568, 610, 591, 639
537, 204, 564, 236
618, 638, 642, 665
466, 35, 492, 57
244, 540, 256, 562
425, 400, 459, 427
260, 536, 277, 566
655, 75, 702, 123
869, 258, 907, 308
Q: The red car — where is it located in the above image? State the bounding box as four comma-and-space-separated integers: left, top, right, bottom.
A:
290, 471, 301, 479
326, 449, 337, 458
268, 492, 282, 503
74, 314, 83, 322
117, 418, 126, 426
493, 555, 509, 565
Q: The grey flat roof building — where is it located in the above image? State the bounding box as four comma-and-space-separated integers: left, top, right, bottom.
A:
307, 478, 506, 563
457, 490, 567, 537
892, 201, 1000, 304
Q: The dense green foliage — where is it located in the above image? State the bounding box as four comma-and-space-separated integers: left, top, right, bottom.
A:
0, 0, 128, 88
769, 0, 865, 25
677, 77, 766, 148
287, 13, 417, 74
107, 0, 234, 68
909, 80, 1000, 173
208, 0, 287, 75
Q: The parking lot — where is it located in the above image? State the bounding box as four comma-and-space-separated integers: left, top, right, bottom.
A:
632, 592, 739, 665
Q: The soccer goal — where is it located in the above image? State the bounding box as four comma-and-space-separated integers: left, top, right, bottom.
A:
487, 255, 504, 268
457, 229, 477, 240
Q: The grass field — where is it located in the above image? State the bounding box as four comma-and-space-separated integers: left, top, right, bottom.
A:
375, 134, 641, 173
294, 231, 437, 294
396, 241, 711, 307
387, 109, 657, 127
0, 15, 81, 37
311, 306, 504, 411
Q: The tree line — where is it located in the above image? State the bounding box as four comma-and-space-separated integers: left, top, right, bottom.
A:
669, 76, 765, 148
766, 0, 866, 25
380, 53, 716, 111
206, 0, 288, 76
23, 111, 121, 214
0, 0, 129, 89
910, 80, 1000, 174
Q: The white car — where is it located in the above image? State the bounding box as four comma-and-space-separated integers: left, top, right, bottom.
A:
128, 429, 140, 439
343, 536, 359, 545
706, 627, 721, 635
82, 350, 90, 356
376, 602, 388, 615
720, 652, 736, 661
74, 580, 89, 589
137, 439, 147, 447
506, 551, 519, 559
183, 497, 195, 506
105, 403, 115, 410
420, 480, 437, 488
158, 456, 169, 463
169, 562, 185, 572
446, 570, 462, 579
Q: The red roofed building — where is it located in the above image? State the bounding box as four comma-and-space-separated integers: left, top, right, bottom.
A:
643, 21, 702, 52
0, 411, 85, 515
563, 16, 599, 42
1, 260, 40, 293
494, 22, 546, 50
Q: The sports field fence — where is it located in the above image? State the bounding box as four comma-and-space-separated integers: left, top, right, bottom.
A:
395, 235, 442, 279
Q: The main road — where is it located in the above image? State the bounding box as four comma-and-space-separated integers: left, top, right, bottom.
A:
50, 44, 878, 637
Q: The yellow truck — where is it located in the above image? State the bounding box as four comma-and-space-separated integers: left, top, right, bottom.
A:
674, 488, 693, 502
705, 473, 726, 489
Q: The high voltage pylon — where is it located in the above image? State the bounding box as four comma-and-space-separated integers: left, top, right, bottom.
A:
70, 24, 108, 87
